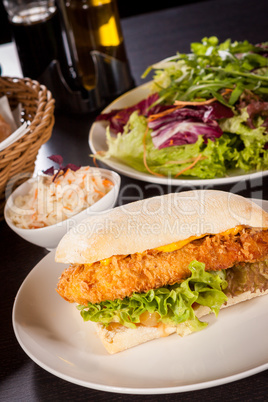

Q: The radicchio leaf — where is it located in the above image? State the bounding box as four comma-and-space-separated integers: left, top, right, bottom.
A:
43, 166, 55, 176
202, 102, 234, 121
42, 155, 81, 179
246, 101, 268, 130
64, 163, 81, 172
151, 120, 222, 149
96, 93, 172, 133
238, 91, 268, 132
149, 102, 231, 149
47, 154, 64, 166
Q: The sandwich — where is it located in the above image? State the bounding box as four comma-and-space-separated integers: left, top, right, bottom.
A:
55, 190, 268, 354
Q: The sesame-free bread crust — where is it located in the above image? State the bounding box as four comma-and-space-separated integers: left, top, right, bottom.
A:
55, 190, 268, 264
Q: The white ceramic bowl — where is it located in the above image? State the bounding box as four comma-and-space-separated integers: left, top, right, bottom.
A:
4, 168, 120, 250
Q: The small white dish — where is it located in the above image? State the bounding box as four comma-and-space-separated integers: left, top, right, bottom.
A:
4, 168, 120, 250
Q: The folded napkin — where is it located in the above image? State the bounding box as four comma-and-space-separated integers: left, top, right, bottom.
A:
0, 96, 29, 152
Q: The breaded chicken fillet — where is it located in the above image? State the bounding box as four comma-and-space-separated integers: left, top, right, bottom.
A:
57, 227, 268, 305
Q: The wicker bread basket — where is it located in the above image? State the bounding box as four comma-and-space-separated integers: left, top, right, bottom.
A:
0, 76, 55, 218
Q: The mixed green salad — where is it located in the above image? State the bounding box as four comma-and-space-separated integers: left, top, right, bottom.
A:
96, 37, 268, 179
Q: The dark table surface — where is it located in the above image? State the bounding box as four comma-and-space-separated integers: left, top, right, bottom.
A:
1, 0, 268, 400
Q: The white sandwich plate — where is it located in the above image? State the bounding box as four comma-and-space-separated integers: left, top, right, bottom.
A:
12, 199, 268, 394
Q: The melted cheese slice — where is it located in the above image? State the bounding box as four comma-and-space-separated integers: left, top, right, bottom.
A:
155, 225, 244, 253
101, 258, 114, 266
99, 225, 245, 266
155, 234, 205, 253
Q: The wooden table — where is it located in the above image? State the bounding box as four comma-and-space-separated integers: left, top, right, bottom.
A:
1, 0, 268, 400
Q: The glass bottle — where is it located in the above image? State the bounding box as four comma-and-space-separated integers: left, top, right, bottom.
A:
3, 0, 77, 90
64, 0, 133, 95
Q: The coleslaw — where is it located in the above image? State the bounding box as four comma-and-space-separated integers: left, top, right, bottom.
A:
8, 166, 114, 229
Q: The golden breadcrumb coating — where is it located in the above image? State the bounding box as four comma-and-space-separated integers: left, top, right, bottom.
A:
57, 228, 268, 305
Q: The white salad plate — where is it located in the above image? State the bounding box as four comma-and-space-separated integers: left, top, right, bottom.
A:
89, 83, 268, 186
12, 199, 268, 394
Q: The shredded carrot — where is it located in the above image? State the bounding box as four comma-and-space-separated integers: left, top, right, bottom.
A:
93, 156, 99, 167
64, 206, 73, 211
148, 106, 182, 122
32, 212, 37, 220
173, 98, 217, 107
148, 98, 217, 122
34, 188, 38, 199
142, 126, 165, 177
93, 151, 105, 168
222, 88, 233, 95
174, 89, 233, 107
174, 154, 204, 177
148, 89, 233, 122
94, 188, 105, 196
148, 101, 213, 122
102, 179, 113, 187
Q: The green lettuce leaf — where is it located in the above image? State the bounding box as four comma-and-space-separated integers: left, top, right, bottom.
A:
219, 108, 268, 171
77, 261, 228, 333
97, 107, 268, 178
